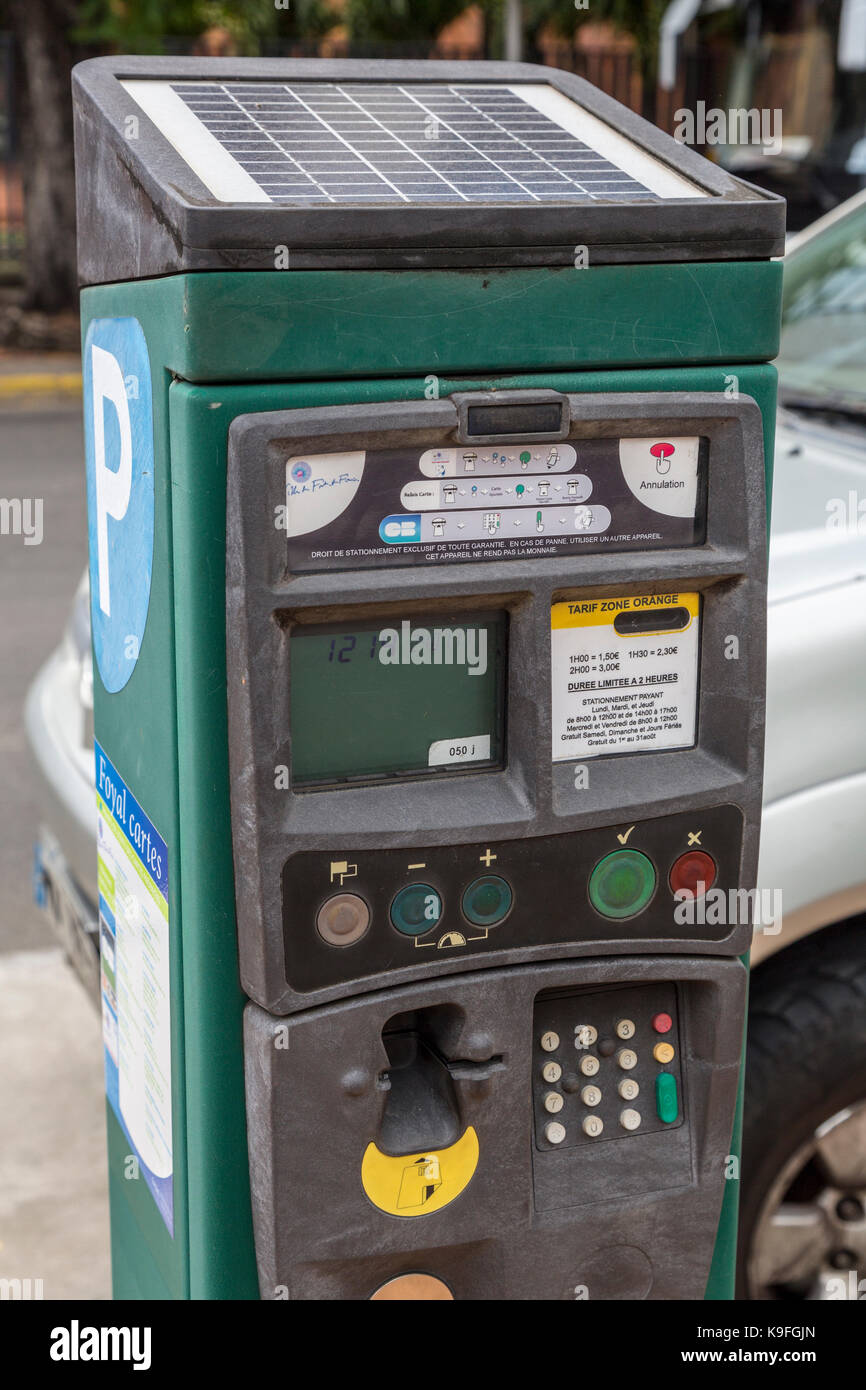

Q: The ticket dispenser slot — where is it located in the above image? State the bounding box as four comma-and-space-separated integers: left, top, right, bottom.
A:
379, 1031, 460, 1154
228, 388, 768, 1300
377, 1007, 504, 1155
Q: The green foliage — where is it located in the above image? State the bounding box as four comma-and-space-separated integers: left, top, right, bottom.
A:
344, 0, 472, 43
71, 0, 334, 53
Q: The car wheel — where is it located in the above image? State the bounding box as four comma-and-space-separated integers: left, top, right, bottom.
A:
737, 919, 866, 1299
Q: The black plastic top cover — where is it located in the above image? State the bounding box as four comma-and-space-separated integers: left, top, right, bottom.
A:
72, 56, 785, 281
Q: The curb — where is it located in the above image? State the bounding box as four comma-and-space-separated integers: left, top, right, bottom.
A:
0, 372, 82, 398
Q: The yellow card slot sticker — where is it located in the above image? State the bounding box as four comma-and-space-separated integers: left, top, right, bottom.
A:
551, 592, 699, 628
551, 593, 701, 761
361, 1126, 479, 1217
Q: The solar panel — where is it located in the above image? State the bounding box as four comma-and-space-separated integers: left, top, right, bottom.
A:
123, 80, 705, 206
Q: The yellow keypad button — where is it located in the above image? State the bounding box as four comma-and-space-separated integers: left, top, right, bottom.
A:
653, 1042, 675, 1064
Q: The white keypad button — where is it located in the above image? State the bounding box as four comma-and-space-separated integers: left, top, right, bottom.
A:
540, 1031, 560, 1052
579, 1054, 600, 1077
616, 1048, 638, 1071
616, 1019, 636, 1040
582, 1114, 604, 1138
544, 1091, 564, 1114
618, 1078, 640, 1101
542, 1061, 562, 1083
620, 1108, 642, 1131
545, 1121, 566, 1145
581, 1085, 602, 1107
574, 1024, 598, 1048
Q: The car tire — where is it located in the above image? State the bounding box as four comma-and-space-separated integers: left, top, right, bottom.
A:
737, 918, 866, 1299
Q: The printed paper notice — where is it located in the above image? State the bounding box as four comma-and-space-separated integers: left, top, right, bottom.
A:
551, 593, 700, 761
96, 741, 173, 1234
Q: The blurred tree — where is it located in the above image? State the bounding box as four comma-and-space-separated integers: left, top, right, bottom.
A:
72, 0, 336, 53
1, 0, 336, 315
345, 1, 471, 44
3, 0, 78, 312
523, 0, 669, 115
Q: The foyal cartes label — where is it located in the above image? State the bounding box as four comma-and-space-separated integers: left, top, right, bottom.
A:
551, 593, 700, 760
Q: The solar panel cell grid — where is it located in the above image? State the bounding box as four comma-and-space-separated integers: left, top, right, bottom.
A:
169, 81, 661, 205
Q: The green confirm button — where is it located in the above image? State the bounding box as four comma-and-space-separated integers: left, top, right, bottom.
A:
656, 1071, 679, 1124
589, 849, 656, 919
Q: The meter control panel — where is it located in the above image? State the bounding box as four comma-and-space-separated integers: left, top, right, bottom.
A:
227, 391, 767, 1014
284, 805, 742, 993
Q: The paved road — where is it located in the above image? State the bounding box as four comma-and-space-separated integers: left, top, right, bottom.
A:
0, 398, 110, 1299
0, 406, 87, 954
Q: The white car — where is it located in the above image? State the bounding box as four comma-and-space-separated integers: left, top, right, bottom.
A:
741, 192, 866, 1299
25, 195, 866, 1302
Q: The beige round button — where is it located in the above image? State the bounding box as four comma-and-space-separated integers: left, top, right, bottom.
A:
544, 1091, 564, 1114
545, 1121, 567, 1144
579, 1054, 600, 1077
620, 1108, 642, 1131
581, 1085, 602, 1107
574, 1024, 598, 1047
618, 1078, 640, 1101
370, 1274, 453, 1301
542, 1061, 562, 1083
540, 1031, 560, 1052
653, 1042, 675, 1064
616, 1019, 636, 1040
617, 1048, 638, 1071
582, 1114, 604, 1137
316, 893, 370, 947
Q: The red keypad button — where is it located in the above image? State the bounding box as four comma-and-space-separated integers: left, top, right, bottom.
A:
652, 1012, 673, 1034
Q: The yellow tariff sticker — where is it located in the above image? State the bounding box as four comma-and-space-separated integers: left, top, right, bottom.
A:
551, 593, 700, 761
361, 1126, 479, 1217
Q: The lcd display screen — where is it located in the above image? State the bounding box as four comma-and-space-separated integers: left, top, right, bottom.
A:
290, 613, 506, 787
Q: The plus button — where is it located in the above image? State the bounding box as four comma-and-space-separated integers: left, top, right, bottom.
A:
480, 848, 497, 867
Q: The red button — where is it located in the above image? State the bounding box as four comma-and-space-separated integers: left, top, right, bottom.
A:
669, 850, 716, 899
652, 1012, 673, 1034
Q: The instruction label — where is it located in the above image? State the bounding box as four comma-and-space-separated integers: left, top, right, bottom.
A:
96, 742, 173, 1234
551, 593, 700, 761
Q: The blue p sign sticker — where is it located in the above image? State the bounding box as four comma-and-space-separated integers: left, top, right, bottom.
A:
84, 318, 155, 693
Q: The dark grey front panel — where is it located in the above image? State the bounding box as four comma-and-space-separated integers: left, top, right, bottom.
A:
244, 956, 746, 1300
226, 390, 767, 1014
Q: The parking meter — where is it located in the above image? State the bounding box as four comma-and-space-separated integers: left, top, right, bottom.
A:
73, 56, 784, 1300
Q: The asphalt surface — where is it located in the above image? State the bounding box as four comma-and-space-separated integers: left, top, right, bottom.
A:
0, 405, 86, 954
0, 395, 111, 1299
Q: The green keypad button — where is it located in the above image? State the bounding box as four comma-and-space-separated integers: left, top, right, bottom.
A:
461, 874, 513, 928
390, 883, 442, 937
656, 1071, 679, 1124
588, 849, 656, 919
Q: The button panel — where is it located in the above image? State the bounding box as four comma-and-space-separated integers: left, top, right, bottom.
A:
284, 805, 743, 992
532, 983, 684, 1150
285, 435, 706, 576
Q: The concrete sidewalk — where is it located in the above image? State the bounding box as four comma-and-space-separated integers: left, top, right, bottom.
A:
0, 949, 111, 1300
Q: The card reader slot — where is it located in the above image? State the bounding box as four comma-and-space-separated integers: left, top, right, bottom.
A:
613, 607, 691, 636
